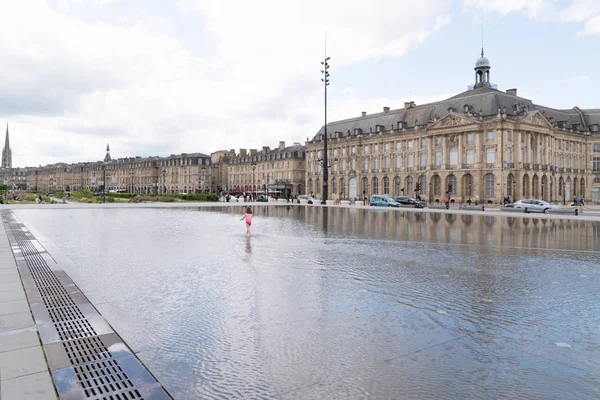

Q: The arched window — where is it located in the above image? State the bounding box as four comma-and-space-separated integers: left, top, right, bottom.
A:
316, 178, 321, 194
394, 176, 401, 195
485, 173, 495, 196
332, 178, 337, 195
419, 175, 427, 195
448, 175, 457, 195
372, 177, 379, 194
507, 174, 514, 197
362, 177, 369, 196
383, 176, 390, 194
433, 175, 441, 195
406, 176, 413, 195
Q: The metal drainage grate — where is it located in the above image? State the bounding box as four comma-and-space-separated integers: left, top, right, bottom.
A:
55, 318, 98, 341
75, 359, 142, 399
62, 336, 113, 367
2, 212, 171, 399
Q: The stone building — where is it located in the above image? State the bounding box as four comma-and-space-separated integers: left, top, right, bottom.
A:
306, 50, 600, 204
211, 150, 235, 193
27, 145, 212, 194
228, 141, 306, 198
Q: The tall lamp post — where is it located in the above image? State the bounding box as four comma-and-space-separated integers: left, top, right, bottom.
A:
469, 182, 472, 204
102, 166, 106, 204
251, 162, 256, 200
541, 181, 545, 201
563, 181, 566, 205
513, 180, 516, 202
130, 171, 135, 194
162, 169, 166, 194
320, 54, 331, 204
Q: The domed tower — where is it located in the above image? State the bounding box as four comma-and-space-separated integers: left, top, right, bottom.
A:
474, 48, 491, 89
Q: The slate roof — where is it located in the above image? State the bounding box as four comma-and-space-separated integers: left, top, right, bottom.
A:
313, 86, 600, 140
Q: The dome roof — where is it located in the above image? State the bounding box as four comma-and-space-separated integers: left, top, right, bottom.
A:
475, 56, 490, 68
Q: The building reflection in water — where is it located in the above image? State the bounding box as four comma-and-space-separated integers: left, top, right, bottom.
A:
216, 206, 600, 252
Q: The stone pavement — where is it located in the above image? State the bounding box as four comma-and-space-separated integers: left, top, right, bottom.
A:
0, 219, 56, 399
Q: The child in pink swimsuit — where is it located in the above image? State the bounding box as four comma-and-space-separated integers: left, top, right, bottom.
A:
240, 206, 253, 235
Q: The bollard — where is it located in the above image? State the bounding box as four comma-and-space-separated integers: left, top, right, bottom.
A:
574, 209, 579, 216
482, 206, 485, 211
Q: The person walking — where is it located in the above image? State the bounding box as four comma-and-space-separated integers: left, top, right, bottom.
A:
444, 196, 450, 210
240, 206, 253, 235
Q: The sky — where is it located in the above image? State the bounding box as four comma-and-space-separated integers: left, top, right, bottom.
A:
2, 0, 600, 167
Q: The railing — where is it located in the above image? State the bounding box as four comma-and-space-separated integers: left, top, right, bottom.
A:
394, 168, 402, 172
523, 164, 531, 170
406, 167, 414, 172
504, 162, 514, 169
565, 168, 572, 173
485, 163, 495, 169
417, 166, 427, 171
541, 165, 548, 171
361, 169, 369, 173
383, 168, 391, 173
431, 165, 441, 171
533, 165, 540, 171
461, 164, 474, 169
445, 164, 457, 170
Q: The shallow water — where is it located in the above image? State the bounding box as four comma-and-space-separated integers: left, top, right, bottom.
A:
15, 206, 600, 399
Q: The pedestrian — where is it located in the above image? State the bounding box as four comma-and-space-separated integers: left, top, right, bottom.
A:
444, 196, 449, 210
580, 196, 584, 206
240, 206, 253, 235
226, 194, 230, 202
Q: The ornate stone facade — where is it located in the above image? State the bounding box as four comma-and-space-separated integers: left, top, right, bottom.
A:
306, 52, 600, 204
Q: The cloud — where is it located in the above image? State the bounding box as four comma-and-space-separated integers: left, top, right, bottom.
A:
577, 14, 600, 36
3, 0, 455, 167
463, 0, 600, 36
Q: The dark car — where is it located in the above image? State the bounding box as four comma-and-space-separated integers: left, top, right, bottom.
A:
394, 196, 426, 208
255, 195, 268, 202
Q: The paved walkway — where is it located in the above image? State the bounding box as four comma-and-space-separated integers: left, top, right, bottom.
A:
0, 218, 56, 399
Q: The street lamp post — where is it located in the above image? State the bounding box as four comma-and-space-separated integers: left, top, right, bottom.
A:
541, 182, 545, 201
563, 181, 566, 205
320, 54, 331, 205
131, 171, 135, 194
251, 162, 256, 200
102, 166, 106, 204
513, 181, 516, 202
162, 169, 166, 194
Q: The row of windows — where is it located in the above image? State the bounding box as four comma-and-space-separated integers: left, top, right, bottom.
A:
307, 174, 496, 197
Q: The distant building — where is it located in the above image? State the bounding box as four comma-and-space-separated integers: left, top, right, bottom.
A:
306, 49, 600, 203
228, 141, 306, 198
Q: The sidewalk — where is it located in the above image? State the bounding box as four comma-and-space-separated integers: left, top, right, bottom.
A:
0, 217, 56, 399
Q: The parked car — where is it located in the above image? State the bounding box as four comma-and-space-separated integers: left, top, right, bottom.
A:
298, 195, 316, 204
255, 194, 268, 202
394, 196, 426, 208
513, 199, 560, 214
370, 195, 400, 207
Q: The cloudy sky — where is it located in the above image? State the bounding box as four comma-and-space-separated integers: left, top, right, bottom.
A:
3, 0, 600, 167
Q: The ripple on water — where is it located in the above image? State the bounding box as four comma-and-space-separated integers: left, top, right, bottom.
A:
12, 207, 600, 400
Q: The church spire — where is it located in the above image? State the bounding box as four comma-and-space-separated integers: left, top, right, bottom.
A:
104, 142, 112, 162
1, 123, 11, 169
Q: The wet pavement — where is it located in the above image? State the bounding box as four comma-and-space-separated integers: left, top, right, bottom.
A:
12, 206, 600, 399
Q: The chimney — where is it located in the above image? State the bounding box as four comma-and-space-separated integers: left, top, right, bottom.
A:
250, 149, 257, 156
262, 146, 270, 154
404, 102, 410, 109
383, 106, 390, 113
361, 111, 367, 117
410, 101, 416, 108
506, 88, 517, 96
279, 141, 285, 150
239, 149, 247, 157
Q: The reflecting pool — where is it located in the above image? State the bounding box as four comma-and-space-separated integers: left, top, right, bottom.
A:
14, 206, 600, 399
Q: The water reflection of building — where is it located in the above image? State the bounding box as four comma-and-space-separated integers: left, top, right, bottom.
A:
284, 207, 600, 252
306, 50, 600, 204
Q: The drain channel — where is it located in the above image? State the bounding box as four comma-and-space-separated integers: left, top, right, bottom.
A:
2, 212, 171, 399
